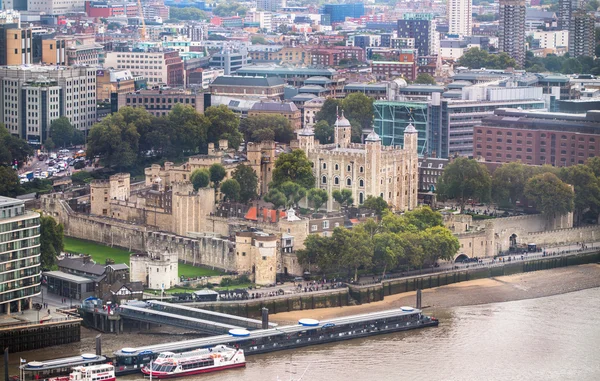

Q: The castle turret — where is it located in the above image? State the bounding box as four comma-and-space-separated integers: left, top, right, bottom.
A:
403, 123, 418, 153
297, 127, 315, 151
404, 123, 418, 210
334, 111, 352, 149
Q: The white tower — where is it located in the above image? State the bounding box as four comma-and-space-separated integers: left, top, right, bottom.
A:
448, 0, 473, 36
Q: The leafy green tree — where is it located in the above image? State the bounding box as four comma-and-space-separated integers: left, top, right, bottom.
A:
87, 107, 151, 170
315, 98, 343, 127
402, 206, 443, 230
332, 189, 353, 210
220, 179, 241, 202
296, 233, 335, 272
313, 120, 334, 144
251, 35, 267, 44
271, 149, 315, 190
307, 188, 328, 212
239, 114, 295, 144
0, 166, 20, 197
373, 232, 404, 278
362, 195, 389, 215
213, 2, 247, 16
49, 117, 75, 148
561, 58, 583, 74
0, 124, 33, 168
232, 164, 258, 202
164, 104, 208, 156
205, 105, 243, 150
44, 138, 56, 151
524, 172, 574, 216
457, 47, 517, 69
492, 162, 528, 210
342, 92, 374, 134
437, 157, 492, 211
414, 73, 436, 85
40, 215, 64, 270
209, 163, 226, 191
278, 181, 307, 208
339, 225, 374, 281
169, 7, 208, 21
71, 171, 93, 185
586, 157, 600, 177
560, 165, 600, 224
263, 188, 287, 209
421, 226, 460, 265
190, 169, 210, 190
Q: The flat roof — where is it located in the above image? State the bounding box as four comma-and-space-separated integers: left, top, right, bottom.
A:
43, 271, 94, 284
0, 196, 23, 208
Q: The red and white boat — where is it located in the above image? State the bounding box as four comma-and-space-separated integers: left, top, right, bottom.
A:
49, 364, 115, 381
141, 345, 245, 379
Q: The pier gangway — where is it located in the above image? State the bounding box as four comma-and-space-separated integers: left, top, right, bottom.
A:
145, 300, 277, 329
118, 304, 242, 334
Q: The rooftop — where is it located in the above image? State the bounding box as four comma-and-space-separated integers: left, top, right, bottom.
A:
211, 75, 285, 87
250, 101, 299, 112
44, 271, 95, 284
0, 196, 23, 208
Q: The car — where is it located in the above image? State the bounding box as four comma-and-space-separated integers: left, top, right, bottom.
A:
59, 149, 70, 154
19, 178, 29, 184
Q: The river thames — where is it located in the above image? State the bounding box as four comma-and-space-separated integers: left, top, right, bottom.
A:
7, 287, 600, 381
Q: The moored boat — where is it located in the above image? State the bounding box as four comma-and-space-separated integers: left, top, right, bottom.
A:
48, 364, 115, 381
141, 345, 245, 378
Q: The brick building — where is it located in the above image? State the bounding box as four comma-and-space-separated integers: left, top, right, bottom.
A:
118, 89, 204, 117
248, 101, 302, 130
308, 46, 365, 66
474, 108, 600, 167
209, 75, 285, 100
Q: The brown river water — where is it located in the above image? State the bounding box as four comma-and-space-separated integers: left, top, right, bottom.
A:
5, 287, 600, 381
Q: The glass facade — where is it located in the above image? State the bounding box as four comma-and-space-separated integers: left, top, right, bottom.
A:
0, 196, 41, 314
374, 101, 429, 155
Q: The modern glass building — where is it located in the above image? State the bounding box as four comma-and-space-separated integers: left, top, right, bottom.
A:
0, 196, 41, 315
321, 3, 365, 23
374, 98, 546, 158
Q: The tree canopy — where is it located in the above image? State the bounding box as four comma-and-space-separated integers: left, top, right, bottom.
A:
307, 188, 328, 212
0, 166, 20, 197
40, 215, 64, 270
212, 2, 247, 17
332, 189, 353, 209
270, 149, 315, 190
414, 73, 437, 85
220, 179, 241, 202
524, 172, 574, 216
169, 7, 208, 21
190, 169, 210, 190
559, 164, 600, 224
205, 105, 243, 150
314, 94, 374, 142
239, 114, 295, 144
0, 124, 33, 168
457, 48, 518, 69
362, 195, 389, 216
232, 164, 258, 203
296, 207, 459, 279
313, 120, 334, 144
49, 117, 77, 148
437, 157, 492, 210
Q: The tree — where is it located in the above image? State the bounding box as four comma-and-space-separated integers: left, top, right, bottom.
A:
0, 124, 33, 168
492, 162, 528, 210
560, 165, 600, 225
205, 105, 243, 150
296, 233, 335, 272
457, 47, 517, 69
313, 120, 334, 144
220, 179, 241, 202
44, 138, 56, 151
190, 169, 210, 190
524, 172, 574, 216
279, 181, 307, 208
0, 166, 20, 197
251, 35, 267, 45
561, 58, 583, 74
332, 189, 354, 210
163, 104, 208, 157
87, 107, 150, 170
213, 2, 247, 17
271, 149, 315, 190
586, 157, 600, 177
49, 117, 76, 148
342, 92, 374, 140
437, 157, 492, 211
421, 226, 460, 265
263, 188, 287, 209
209, 163, 226, 191
338, 226, 374, 281
362, 196, 389, 216
239, 114, 295, 144
315, 98, 343, 127
40, 215, 64, 270
373, 232, 404, 278
414, 73, 436, 85
168, 7, 208, 21
402, 206, 443, 230
232, 164, 258, 202
307, 188, 328, 212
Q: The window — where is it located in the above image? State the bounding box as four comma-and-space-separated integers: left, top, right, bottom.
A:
346, 178, 352, 186
335, 163, 339, 170
322, 176, 327, 184
359, 179, 364, 187
359, 166, 364, 173
311, 225, 317, 232
347, 165, 351, 172
334, 177, 339, 185
322, 163, 327, 169
323, 221, 329, 229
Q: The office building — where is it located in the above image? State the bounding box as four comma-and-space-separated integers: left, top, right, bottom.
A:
209, 75, 285, 100
532, 30, 569, 49
96, 69, 135, 102
397, 13, 439, 56
498, 0, 526, 67
474, 108, 600, 166
0, 196, 41, 315
0, 65, 97, 145
371, 50, 418, 81
321, 3, 365, 23
558, 0, 580, 30
208, 49, 249, 75
256, 0, 284, 12
104, 50, 184, 87
27, 0, 86, 15
448, 0, 472, 36
568, 10, 595, 58
374, 87, 546, 158
118, 89, 204, 117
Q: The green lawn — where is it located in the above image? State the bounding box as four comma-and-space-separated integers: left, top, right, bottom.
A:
64, 237, 131, 265
64, 237, 225, 277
